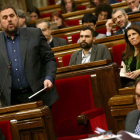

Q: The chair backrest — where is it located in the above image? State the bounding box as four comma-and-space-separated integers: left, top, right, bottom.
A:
77, 6, 86, 10
72, 33, 80, 44
62, 54, 72, 67
53, 75, 95, 137
40, 13, 51, 18
0, 120, 12, 140
112, 44, 126, 66
96, 28, 113, 35
66, 19, 80, 26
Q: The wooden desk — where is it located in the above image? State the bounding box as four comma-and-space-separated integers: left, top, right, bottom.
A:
29, 1, 129, 24
0, 101, 55, 140
108, 88, 136, 132
50, 12, 140, 41
56, 60, 122, 133
52, 34, 125, 67
39, 0, 89, 14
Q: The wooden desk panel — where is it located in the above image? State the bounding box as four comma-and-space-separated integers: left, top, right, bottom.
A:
0, 102, 55, 140
56, 61, 122, 133
108, 93, 136, 132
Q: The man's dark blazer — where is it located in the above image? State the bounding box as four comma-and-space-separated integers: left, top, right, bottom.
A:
0, 27, 59, 107
114, 22, 140, 35
53, 37, 67, 47
69, 44, 111, 66
125, 109, 140, 133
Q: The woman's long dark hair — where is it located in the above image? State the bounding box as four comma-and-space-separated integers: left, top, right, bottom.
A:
61, 0, 77, 13
124, 24, 140, 60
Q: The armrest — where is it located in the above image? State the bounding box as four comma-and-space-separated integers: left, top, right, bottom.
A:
77, 108, 104, 125
119, 86, 135, 95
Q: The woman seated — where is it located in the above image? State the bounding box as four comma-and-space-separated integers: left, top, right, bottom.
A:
28, 6, 40, 21
120, 25, 140, 86
89, 0, 109, 8
61, 0, 77, 13
27, 6, 40, 28
95, 3, 112, 21
50, 11, 68, 29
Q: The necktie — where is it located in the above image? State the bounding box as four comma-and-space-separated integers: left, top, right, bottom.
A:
134, 119, 140, 135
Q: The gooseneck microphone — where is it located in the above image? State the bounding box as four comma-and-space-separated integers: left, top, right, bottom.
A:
0, 62, 12, 95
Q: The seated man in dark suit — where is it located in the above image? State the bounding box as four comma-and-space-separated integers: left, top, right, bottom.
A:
69, 26, 111, 66
36, 20, 67, 48
106, 8, 140, 36
125, 0, 140, 13
125, 78, 140, 135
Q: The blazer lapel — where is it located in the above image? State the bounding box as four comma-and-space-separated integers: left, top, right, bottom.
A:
77, 50, 82, 64
19, 28, 28, 67
53, 37, 58, 47
0, 32, 10, 66
90, 45, 97, 62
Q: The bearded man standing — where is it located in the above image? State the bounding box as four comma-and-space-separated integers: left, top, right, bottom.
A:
69, 26, 111, 66
0, 5, 58, 107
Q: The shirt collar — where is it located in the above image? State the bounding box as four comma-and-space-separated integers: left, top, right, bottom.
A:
48, 36, 53, 44
122, 22, 131, 33
4, 29, 20, 39
82, 47, 92, 58
138, 3, 140, 9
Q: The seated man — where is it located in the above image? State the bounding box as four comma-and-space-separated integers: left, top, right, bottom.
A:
36, 20, 67, 48
125, 78, 140, 135
125, 0, 140, 13
77, 12, 106, 43
69, 26, 111, 66
106, 8, 140, 36
16, 9, 27, 28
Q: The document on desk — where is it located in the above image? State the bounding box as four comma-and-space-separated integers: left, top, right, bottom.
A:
28, 87, 48, 99
118, 131, 140, 140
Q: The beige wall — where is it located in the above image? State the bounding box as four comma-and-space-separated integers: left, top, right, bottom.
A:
0, 0, 27, 11
32, 0, 49, 8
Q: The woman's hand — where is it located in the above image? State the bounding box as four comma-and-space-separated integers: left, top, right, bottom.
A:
125, 69, 140, 79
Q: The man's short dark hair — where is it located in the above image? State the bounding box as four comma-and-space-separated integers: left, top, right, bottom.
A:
36, 20, 50, 28
82, 12, 97, 25
0, 5, 17, 15
95, 3, 112, 20
135, 78, 140, 87
80, 26, 95, 37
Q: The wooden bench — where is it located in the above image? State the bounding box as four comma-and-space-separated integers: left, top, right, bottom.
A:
108, 87, 136, 132
56, 59, 122, 133
28, 2, 129, 25
39, 0, 90, 14
52, 34, 125, 67
50, 12, 140, 44
0, 101, 55, 140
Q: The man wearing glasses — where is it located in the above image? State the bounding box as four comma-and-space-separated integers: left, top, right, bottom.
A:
125, 78, 140, 135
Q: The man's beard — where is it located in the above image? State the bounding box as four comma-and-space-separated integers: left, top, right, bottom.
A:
2, 23, 19, 36
119, 19, 128, 29
80, 41, 93, 49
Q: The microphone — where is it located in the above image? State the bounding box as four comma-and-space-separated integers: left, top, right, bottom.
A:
0, 62, 12, 96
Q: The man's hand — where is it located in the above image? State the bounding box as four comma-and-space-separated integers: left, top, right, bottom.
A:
44, 79, 53, 91
106, 19, 113, 33
132, 6, 139, 12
